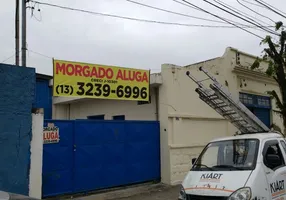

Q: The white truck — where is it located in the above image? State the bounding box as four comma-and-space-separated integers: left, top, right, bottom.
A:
179, 67, 285, 200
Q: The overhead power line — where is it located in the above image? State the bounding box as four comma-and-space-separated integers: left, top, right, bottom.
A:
1, 51, 22, 64
240, 0, 265, 8
28, 49, 161, 71
236, 0, 276, 24
201, 0, 280, 36
124, 0, 228, 24
173, 0, 201, 11
173, 0, 257, 27
259, 0, 286, 15
176, 0, 264, 39
28, 49, 53, 59
214, 0, 272, 26
126, 0, 275, 30
212, 0, 277, 35
254, 0, 286, 19
29, 0, 275, 30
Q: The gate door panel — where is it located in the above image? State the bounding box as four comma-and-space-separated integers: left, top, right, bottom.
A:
72, 120, 160, 193
42, 120, 74, 197
125, 121, 160, 184
73, 120, 127, 192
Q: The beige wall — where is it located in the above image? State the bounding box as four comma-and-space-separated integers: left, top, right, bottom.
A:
159, 47, 284, 185
53, 87, 157, 121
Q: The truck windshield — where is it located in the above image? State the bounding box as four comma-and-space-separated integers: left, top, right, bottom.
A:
192, 139, 259, 171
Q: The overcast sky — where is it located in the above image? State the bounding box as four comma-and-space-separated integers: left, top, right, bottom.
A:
0, 0, 285, 75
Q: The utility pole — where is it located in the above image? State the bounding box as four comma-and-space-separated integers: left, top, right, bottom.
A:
15, 0, 20, 66
21, 0, 27, 67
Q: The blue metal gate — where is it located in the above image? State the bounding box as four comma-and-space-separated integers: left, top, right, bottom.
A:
42, 120, 160, 197
42, 120, 74, 196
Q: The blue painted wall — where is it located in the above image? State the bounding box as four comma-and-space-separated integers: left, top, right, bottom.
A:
0, 64, 35, 195
35, 76, 52, 119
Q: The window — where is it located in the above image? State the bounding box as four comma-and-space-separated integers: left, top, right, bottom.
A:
257, 96, 271, 107
113, 115, 125, 120
263, 141, 285, 170
239, 93, 253, 105
199, 145, 219, 167
87, 115, 105, 120
192, 139, 259, 171
280, 140, 286, 155
239, 92, 271, 109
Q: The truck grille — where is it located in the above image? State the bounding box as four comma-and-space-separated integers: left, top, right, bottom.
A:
186, 194, 229, 200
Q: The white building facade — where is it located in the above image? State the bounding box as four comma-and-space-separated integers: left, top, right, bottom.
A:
52, 47, 283, 185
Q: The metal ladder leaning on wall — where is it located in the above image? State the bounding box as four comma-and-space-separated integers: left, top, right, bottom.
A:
186, 66, 270, 134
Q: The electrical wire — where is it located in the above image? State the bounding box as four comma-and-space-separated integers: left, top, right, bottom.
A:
173, 0, 255, 27
258, 0, 286, 15
177, 0, 264, 39
240, 0, 265, 8
28, 49, 53, 59
125, 0, 275, 30
173, 0, 275, 33
31, 1, 42, 22
1, 51, 22, 64
124, 0, 228, 24
254, 0, 286, 19
173, 0, 201, 11
201, 0, 280, 36
28, 49, 162, 71
29, 0, 275, 30
212, 0, 277, 35
214, 0, 272, 26
237, 0, 276, 24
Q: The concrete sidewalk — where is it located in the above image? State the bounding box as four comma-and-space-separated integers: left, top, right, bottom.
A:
68, 183, 180, 200
117, 185, 180, 200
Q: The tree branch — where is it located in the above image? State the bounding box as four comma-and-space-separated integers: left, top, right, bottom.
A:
280, 31, 286, 56
267, 38, 280, 58
267, 90, 284, 111
266, 38, 286, 100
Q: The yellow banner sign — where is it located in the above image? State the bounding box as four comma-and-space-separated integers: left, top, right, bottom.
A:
53, 59, 150, 101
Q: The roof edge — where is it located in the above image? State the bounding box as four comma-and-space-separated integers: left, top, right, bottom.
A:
226, 46, 261, 59
36, 73, 53, 80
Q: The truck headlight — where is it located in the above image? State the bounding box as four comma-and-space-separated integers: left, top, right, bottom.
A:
228, 187, 251, 200
178, 185, 186, 200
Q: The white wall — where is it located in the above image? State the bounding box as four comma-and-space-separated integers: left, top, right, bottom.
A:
29, 109, 44, 199
53, 87, 157, 121
159, 47, 284, 185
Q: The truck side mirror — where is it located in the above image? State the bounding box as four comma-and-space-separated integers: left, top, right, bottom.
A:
192, 158, 197, 165
266, 154, 281, 168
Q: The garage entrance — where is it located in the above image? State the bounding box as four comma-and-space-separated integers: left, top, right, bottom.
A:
239, 92, 271, 128
42, 120, 160, 197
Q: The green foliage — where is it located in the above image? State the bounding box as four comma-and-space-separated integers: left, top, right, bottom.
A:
265, 61, 274, 76
266, 90, 283, 111
276, 21, 283, 31
251, 22, 286, 135
251, 58, 260, 70
261, 35, 271, 45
